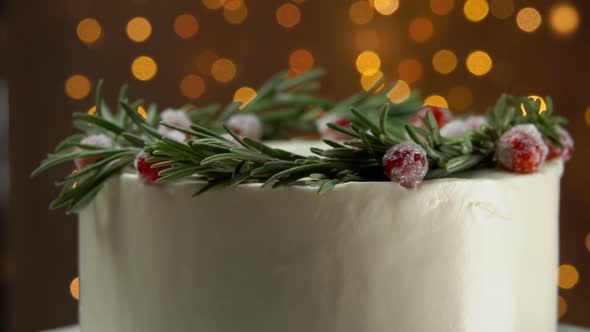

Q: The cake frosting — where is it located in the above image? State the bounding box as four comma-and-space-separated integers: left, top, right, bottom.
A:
79, 138, 563, 332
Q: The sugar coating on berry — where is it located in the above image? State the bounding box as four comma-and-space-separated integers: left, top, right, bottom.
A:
227, 114, 263, 139
315, 113, 352, 141
410, 106, 453, 129
74, 134, 113, 169
134, 150, 171, 184
546, 126, 574, 162
496, 124, 548, 173
382, 143, 429, 189
465, 115, 487, 131
158, 109, 192, 141
440, 120, 470, 138
158, 127, 187, 142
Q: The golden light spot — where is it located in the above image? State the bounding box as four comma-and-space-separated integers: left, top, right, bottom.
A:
126, 17, 152, 43
65, 74, 92, 100
354, 29, 380, 50
224, 3, 248, 24
585, 233, 590, 252
289, 49, 315, 74
70, 276, 80, 300
360, 71, 384, 92
585, 107, 590, 127
356, 50, 381, 76
72, 181, 78, 189
276, 3, 301, 28
549, 4, 580, 36
174, 14, 199, 39
234, 86, 257, 109
211, 58, 237, 83
424, 95, 449, 108
466, 50, 493, 76
463, 0, 489, 22
76, 18, 102, 44
223, 0, 244, 10
388, 80, 411, 103
180, 75, 206, 100
432, 49, 458, 74
520, 95, 547, 115
448, 85, 474, 111
409, 17, 434, 43
131, 56, 158, 81
558, 296, 567, 319
430, 0, 454, 16
196, 50, 219, 76
558, 264, 579, 290
397, 58, 423, 84
137, 106, 147, 119
202, 0, 224, 10
87, 106, 96, 115
374, 0, 399, 16
349, 1, 374, 25
516, 7, 542, 33
490, 0, 514, 19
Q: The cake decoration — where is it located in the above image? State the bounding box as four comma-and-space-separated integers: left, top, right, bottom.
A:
382, 143, 428, 188
496, 124, 549, 173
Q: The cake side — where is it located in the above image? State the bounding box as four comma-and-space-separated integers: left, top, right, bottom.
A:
79, 161, 563, 332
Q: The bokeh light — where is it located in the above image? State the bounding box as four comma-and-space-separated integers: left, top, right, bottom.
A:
349, 1, 374, 25
65, 74, 91, 100
520, 95, 547, 115
360, 71, 384, 91
432, 49, 458, 74
70, 276, 80, 300
87, 105, 96, 115
585, 107, 590, 127
224, 3, 248, 24
490, 0, 514, 19
373, 0, 399, 16
76, 18, 102, 44
196, 50, 219, 76
463, 0, 489, 22
585, 233, 590, 252
559, 264, 580, 290
466, 50, 493, 76
126, 17, 152, 43
180, 75, 206, 99
131, 56, 158, 81
354, 29, 380, 50
137, 106, 147, 119
448, 85, 474, 111
223, 0, 244, 11
356, 50, 381, 76
202, 0, 224, 10
430, 0, 454, 16
558, 296, 567, 319
234, 86, 257, 109
549, 3, 580, 36
516, 7, 542, 33
276, 3, 301, 28
424, 95, 449, 108
289, 49, 315, 74
409, 17, 434, 43
387, 80, 411, 103
211, 58, 237, 83
174, 14, 199, 39
397, 58, 423, 84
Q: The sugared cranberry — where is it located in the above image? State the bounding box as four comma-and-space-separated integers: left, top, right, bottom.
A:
135, 150, 171, 184
496, 124, 548, 173
546, 126, 574, 162
74, 134, 113, 169
440, 116, 488, 138
410, 106, 453, 129
158, 109, 192, 141
316, 113, 352, 141
382, 143, 429, 189
227, 114, 263, 139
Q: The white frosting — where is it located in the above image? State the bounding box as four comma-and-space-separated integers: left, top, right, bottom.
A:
79, 142, 563, 332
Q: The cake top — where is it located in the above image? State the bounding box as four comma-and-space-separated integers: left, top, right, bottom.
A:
31, 69, 574, 213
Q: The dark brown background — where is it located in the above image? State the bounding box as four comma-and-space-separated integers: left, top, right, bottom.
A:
5, 0, 590, 331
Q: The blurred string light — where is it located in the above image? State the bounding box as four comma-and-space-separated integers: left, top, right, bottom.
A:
65, 74, 91, 100
466, 50, 493, 76
276, 3, 301, 28
408, 17, 434, 43
463, 0, 489, 22
520, 95, 547, 115
448, 85, 474, 111
432, 49, 458, 74
397, 58, 423, 84
137, 106, 147, 119
349, 1, 374, 25
126, 17, 152, 43
234, 87, 257, 109
211, 58, 237, 83
585, 107, 590, 127
373, 0, 399, 16
516, 7, 542, 33
360, 71, 384, 91
549, 3, 580, 36
76, 18, 102, 44
424, 95, 449, 108
430, 0, 454, 16
131, 56, 158, 81
224, 3, 249, 24
196, 50, 220, 76
558, 296, 567, 319
70, 276, 80, 300
356, 50, 381, 76
224, 0, 244, 10
180, 75, 206, 99
489, 0, 514, 19
289, 49, 315, 74
388, 80, 411, 103
354, 29, 380, 50
174, 14, 199, 39
585, 233, 590, 251
87, 105, 97, 115
558, 264, 579, 290
202, 0, 224, 10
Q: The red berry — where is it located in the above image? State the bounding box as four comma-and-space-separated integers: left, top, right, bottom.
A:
134, 151, 171, 184
227, 114, 263, 139
316, 113, 352, 141
546, 126, 574, 162
410, 106, 453, 129
496, 124, 548, 173
74, 134, 113, 169
382, 143, 429, 189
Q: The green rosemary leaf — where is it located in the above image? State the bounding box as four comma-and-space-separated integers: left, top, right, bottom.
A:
72, 113, 126, 135
276, 67, 325, 91
351, 108, 381, 136
95, 79, 105, 118
326, 123, 362, 139
192, 178, 232, 196
31, 149, 130, 177
318, 179, 339, 194
445, 155, 485, 173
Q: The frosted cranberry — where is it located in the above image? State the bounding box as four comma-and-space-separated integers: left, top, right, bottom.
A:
74, 134, 113, 169
496, 124, 548, 173
410, 106, 453, 129
227, 114, 263, 139
316, 113, 352, 141
546, 126, 574, 162
382, 143, 429, 189
158, 109, 193, 141
135, 151, 171, 184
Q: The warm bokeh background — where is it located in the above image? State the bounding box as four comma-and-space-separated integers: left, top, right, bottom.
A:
5, 0, 590, 330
